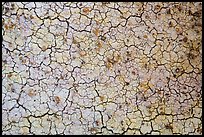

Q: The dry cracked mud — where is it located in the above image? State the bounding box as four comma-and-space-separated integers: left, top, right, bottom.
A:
2, 2, 202, 135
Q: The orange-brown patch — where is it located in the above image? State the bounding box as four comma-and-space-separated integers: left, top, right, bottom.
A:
95, 20, 100, 25
113, 54, 121, 63
5, 24, 9, 30
7, 72, 13, 78
105, 58, 114, 69
99, 96, 104, 101
83, 7, 90, 14
60, 75, 64, 79
155, 5, 161, 10
41, 46, 47, 51
145, 15, 150, 19
95, 120, 100, 126
96, 41, 102, 52
72, 39, 78, 44
30, 15, 34, 19
54, 96, 61, 104
97, 41, 102, 48
28, 89, 35, 97
21, 59, 26, 64
89, 127, 97, 132
9, 23, 15, 29
165, 124, 173, 130
183, 37, 188, 42
93, 28, 100, 36
106, 61, 112, 69
79, 50, 87, 56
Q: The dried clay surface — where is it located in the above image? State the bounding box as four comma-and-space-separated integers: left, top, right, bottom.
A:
2, 2, 202, 135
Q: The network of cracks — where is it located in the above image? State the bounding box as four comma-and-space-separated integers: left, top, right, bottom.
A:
2, 2, 202, 135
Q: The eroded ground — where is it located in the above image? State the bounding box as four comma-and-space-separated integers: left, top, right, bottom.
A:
2, 2, 202, 135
